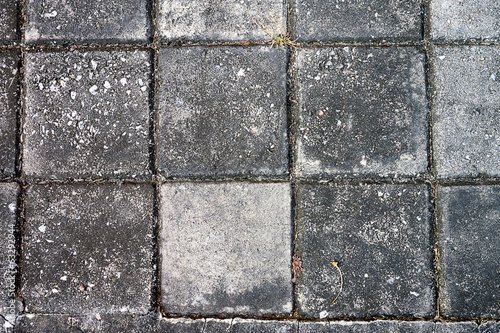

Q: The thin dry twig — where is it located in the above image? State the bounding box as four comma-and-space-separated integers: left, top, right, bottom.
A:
330, 260, 343, 304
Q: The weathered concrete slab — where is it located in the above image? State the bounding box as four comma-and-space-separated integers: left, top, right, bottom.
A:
157, 318, 297, 333
296, 184, 434, 318
160, 182, 292, 315
431, 46, 500, 178
437, 186, 500, 318
0, 0, 19, 43
430, 0, 500, 41
299, 320, 436, 332
436, 322, 479, 333
293, 0, 422, 41
24, 50, 151, 180
16, 314, 156, 332
0, 50, 19, 177
294, 47, 428, 178
158, 47, 288, 179
479, 321, 500, 333
157, 0, 285, 41
231, 318, 296, 333
25, 0, 149, 44
22, 184, 154, 314
0, 183, 18, 302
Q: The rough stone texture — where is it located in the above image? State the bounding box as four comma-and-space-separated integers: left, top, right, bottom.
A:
296, 184, 434, 318
437, 186, 500, 319
25, 0, 149, 43
430, 0, 500, 40
294, 47, 428, 178
230, 318, 296, 333
158, 47, 288, 178
160, 182, 292, 315
158, 318, 296, 333
0, 0, 19, 43
16, 314, 156, 333
436, 322, 479, 333
431, 46, 500, 178
0, 183, 18, 302
23, 184, 154, 314
157, 0, 285, 41
293, 0, 422, 41
0, 51, 19, 177
299, 321, 435, 332
479, 321, 500, 333
157, 318, 207, 332
24, 50, 151, 180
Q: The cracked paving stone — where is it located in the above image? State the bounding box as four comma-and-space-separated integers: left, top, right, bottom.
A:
160, 182, 292, 316
295, 184, 434, 318
25, 0, 149, 44
158, 47, 288, 179
157, 0, 285, 42
0, 183, 18, 302
430, 0, 500, 41
293, 0, 422, 41
437, 186, 500, 319
0, 0, 19, 44
431, 46, 500, 178
299, 320, 436, 332
294, 47, 428, 178
0, 50, 20, 177
16, 314, 156, 332
24, 50, 151, 180
22, 184, 154, 315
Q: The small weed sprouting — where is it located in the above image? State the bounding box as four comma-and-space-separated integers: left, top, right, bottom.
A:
330, 260, 343, 305
253, 18, 300, 47
292, 255, 304, 283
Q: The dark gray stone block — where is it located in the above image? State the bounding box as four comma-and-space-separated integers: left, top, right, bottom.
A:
0, 183, 18, 302
0, 50, 19, 177
157, 0, 285, 41
157, 318, 207, 333
24, 50, 151, 180
294, 47, 428, 178
0, 0, 19, 43
160, 183, 292, 315
158, 47, 288, 178
157, 318, 296, 333
25, 0, 149, 44
293, 0, 422, 41
296, 184, 434, 318
22, 184, 154, 314
431, 46, 500, 178
16, 314, 156, 333
430, 0, 500, 40
479, 321, 500, 333
437, 186, 500, 318
436, 322, 479, 333
299, 320, 435, 332
231, 318, 296, 333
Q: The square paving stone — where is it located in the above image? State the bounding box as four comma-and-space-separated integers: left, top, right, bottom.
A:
437, 186, 500, 318
299, 321, 435, 332
431, 46, 500, 179
294, 47, 428, 178
24, 50, 151, 180
0, 50, 19, 177
430, 0, 500, 41
160, 182, 292, 315
157, 0, 285, 42
25, 0, 150, 44
293, 0, 422, 41
295, 184, 434, 318
435, 322, 479, 333
479, 322, 500, 333
0, 183, 18, 301
22, 184, 154, 314
158, 47, 288, 179
0, 0, 19, 43
158, 318, 297, 333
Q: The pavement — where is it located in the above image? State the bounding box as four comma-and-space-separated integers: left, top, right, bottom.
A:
0, 0, 499, 332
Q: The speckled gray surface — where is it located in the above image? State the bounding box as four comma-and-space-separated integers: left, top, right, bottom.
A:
0, 0, 19, 43
22, 184, 154, 315
24, 50, 152, 180
437, 186, 500, 318
295, 184, 434, 318
431, 46, 500, 178
294, 47, 428, 178
0, 183, 18, 301
157, 0, 285, 41
0, 51, 19, 177
158, 46, 288, 178
293, 0, 422, 41
25, 0, 150, 43
160, 182, 292, 316
430, 0, 500, 41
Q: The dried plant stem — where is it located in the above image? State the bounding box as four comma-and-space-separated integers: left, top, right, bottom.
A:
331, 260, 343, 304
